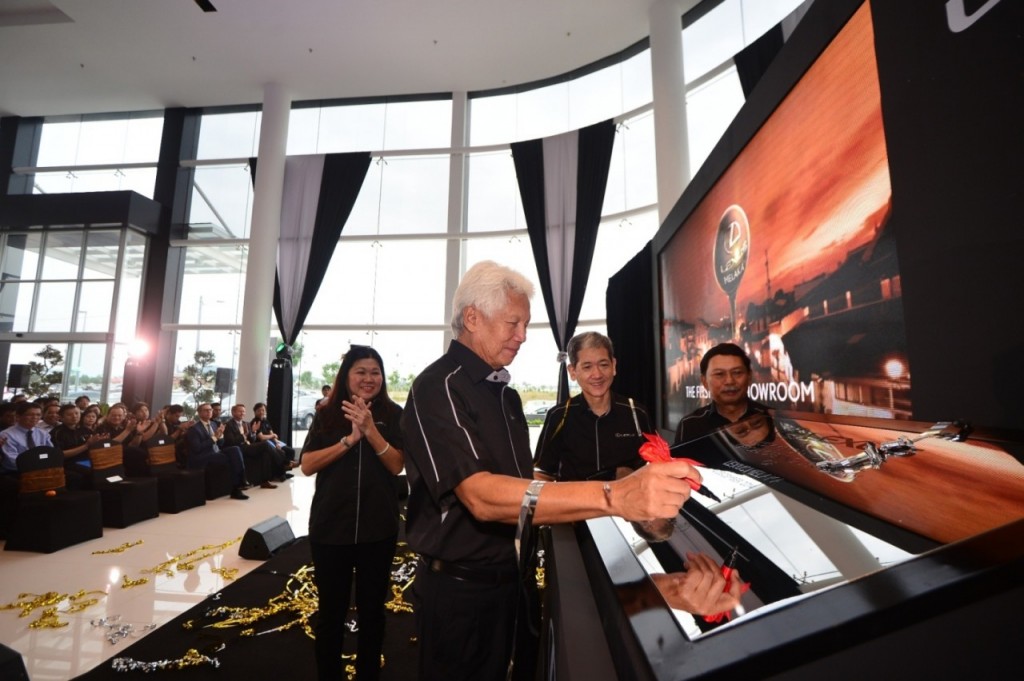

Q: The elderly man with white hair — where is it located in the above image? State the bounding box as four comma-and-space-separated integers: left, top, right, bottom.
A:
402, 260, 741, 681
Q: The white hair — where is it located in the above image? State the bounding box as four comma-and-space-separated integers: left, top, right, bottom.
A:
450, 261, 535, 336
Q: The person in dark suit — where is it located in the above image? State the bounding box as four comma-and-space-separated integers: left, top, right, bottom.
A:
222, 404, 285, 488
184, 402, 249, 500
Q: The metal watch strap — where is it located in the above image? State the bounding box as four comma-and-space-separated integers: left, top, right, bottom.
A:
514, 479, 545, 562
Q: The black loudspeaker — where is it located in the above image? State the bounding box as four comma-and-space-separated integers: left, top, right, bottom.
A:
0, 642, 29, 681
214, 367, 234, 394
267, 358, 293, 451
239, 515, 296, 560
6, 364, 29, 389
120, 357, 151, 407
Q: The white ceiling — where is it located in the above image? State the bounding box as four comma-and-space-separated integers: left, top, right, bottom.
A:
0, 0, 680, 118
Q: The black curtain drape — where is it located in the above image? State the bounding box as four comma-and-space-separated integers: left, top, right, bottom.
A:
511, 119, 616, 402
274, 153, 370, 345
249, 152, 372, 443
251, 153, 372, 345
734, 1, 811, 98
734, 23, 785, 97
606, 241, 657, 425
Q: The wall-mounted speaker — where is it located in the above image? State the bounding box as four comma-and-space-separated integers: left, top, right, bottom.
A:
6, 364, 29, 390
239, 515, 296, 560
214, 367, 234, 394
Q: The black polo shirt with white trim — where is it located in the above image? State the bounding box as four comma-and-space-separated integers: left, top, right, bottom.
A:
402, 340, 532, 569
533, 392, 650, 481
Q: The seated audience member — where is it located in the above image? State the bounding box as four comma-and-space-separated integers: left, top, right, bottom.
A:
210, 402, 227, 424
162, 404, 190, 442
39, 402, 62, 434
81, 405, 101, 433
49, 404, 108, 489
75, 394, 91, 411
1, 402, 56, 535
0, 403, 17, 430
250, 402, 297, 465
130, 402, 168, 445
534, 332, 649, 482
10, 394, 28, 404
1, 402, 53, 474
184, 402, 249, 500
222, 403, 283, 487
96, 403, 149, 471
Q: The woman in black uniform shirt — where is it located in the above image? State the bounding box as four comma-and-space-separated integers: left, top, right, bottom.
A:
300, 345, 405, 681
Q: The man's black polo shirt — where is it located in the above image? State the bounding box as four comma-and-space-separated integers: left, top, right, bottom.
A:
533, 393, 650, 481
49, 424, 90, 462
672, 399, 771, 466
401, 340, 532, 569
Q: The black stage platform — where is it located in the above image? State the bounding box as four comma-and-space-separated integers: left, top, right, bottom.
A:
74, 537, 419, 680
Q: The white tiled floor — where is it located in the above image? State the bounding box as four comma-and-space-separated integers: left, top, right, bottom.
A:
0, 469, 315, 680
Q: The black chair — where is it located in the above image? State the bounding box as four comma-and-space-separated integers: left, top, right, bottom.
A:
239, 445, 272, 485
87, 441, 160, 528
203, 459, 234, 499
4, 446, 103, 553
177, 437, 233, 500
144, 437, 206, 513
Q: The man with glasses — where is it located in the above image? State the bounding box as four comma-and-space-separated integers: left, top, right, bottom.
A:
185, 402, 249, 500
674, 342, 770, 453
1, 402, 52, 474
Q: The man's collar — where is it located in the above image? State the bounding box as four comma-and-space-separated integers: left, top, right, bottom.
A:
486, 369, 511, 384
449, 340, 511, 384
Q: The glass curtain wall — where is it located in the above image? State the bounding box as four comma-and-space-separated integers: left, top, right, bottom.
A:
0, 228, 146, 403
169, 0, 801, 418
1, 111, 161, 404
29, 112, 163, 197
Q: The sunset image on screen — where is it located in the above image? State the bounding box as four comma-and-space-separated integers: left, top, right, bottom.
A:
661, 3, 907, 425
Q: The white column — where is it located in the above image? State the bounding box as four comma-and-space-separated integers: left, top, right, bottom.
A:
236, 83, 291, 407
444, 91, 469, 348
649, 0, 695, 224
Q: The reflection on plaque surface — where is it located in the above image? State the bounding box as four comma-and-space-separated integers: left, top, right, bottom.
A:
601, 413, 1024, 640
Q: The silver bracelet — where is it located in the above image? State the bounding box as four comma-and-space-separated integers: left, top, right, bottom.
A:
340, 436, 351, 448
375, 442, 390, 457
515, 480, 546, 562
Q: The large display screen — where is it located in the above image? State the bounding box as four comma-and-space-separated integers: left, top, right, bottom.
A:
652, 0, 1023, 433
608, 0, 1024, 674
659, 3, 905, 430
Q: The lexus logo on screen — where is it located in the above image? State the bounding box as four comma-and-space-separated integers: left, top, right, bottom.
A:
714, 204, 750, 297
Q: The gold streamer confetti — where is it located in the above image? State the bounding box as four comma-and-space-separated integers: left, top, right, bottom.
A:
107, 541, 417, 672
121, 575, 149, 589
93, 539, 144, 555
141, 537, 241, 578
1, 589, 105, 628
211, 567, 239, 581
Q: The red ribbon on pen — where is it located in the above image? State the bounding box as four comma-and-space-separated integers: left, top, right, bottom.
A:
703, 550, 751, 623
638, 432, 706, 494
637, 435, 752, 623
